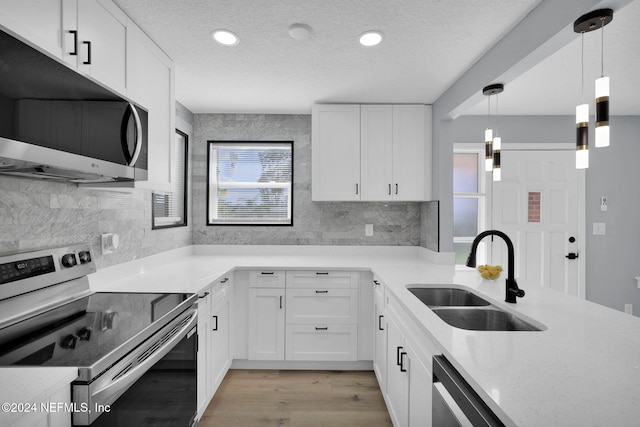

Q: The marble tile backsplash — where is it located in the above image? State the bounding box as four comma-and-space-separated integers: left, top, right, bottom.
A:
192, 113, 437, 247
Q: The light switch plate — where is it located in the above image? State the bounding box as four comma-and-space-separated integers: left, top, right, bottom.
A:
593, 223, 606, 235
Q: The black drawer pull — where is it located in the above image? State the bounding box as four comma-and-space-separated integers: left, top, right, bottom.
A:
315, 290, 329, 294
373, 280, 380, 286
261, 272, 275, 275
220, 277, 229, 283
315, 272, 329, 275
198, 292, 209, 299
396, 346, 403, 366
378, 315, 384, 331
82, 40, 91, 65
280, 295, 283, 309
399, 351, 407, 372
68, 30, 78, 55
212, 315, 218, 331
315, 327, 328, 331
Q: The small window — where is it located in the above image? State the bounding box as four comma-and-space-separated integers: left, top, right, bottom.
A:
152, 129, 188, 229
207, 141, 293, 226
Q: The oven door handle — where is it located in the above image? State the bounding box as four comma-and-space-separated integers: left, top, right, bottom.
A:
74, 308, 197, 425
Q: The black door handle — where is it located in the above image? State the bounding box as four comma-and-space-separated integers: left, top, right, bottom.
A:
566, 252, 579, 260
378, 315, 384, 331
82, 40, 91, 65
68, 30, 78, 55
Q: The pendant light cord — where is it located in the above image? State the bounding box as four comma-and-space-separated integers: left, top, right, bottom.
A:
581, 32, 585, 103
601, 17, 605, 77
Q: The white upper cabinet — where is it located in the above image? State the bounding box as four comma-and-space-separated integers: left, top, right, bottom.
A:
312, 104, 361, 201
73, 0, 127, 95
0, 0, 128, 95
312, 103, 432, 202
126, 22, 175, 192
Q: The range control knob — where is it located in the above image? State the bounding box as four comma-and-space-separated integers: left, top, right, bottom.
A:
78, 327, 92, 341
60, 334, 79, 349
78, 251, 92, 264
61, 253, 77, 268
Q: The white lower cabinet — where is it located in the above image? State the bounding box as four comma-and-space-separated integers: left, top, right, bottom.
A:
384, 294, 434, 427
248, 287, 286, 360
373, 291, 387, 392
197, 275, 232, 418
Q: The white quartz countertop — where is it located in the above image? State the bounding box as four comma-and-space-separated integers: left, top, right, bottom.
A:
0, 367, 78, 426
56, 245, 640, 425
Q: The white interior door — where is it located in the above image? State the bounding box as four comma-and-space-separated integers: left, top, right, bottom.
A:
491, 148, 585, 297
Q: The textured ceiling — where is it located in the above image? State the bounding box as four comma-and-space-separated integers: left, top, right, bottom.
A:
112, 0, 543, 113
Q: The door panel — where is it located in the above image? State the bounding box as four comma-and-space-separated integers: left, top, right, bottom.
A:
492, 150, 583, 297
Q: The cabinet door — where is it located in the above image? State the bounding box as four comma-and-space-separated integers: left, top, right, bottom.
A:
406, 341, 432, 427
126, 22, 174, 191
361, 104, 393, 201
248, 288, 285, 360
210, 298, 230, 390
392, 105, 425, 201
286, 288, 358, 325
311, 104, 361, 201
0, 0, 65, 59
76, 0, 127, 94
373, 302, 387, 392
196, 288, 212, 417
385, 316, 408, 427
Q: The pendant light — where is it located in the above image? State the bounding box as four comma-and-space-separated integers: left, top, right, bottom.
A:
493, 88, 504, 182
482, 84, 503, 173
574, 32, 589, 169
573, 9, 614, 160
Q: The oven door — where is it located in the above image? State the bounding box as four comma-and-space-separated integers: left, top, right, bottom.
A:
73, 307, 197, 426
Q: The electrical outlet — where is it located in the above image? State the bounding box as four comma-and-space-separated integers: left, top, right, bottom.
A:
600, 196, 608, 212
365, 224, 373, 236
624, 304, 633, 315
593, 223, 606, 235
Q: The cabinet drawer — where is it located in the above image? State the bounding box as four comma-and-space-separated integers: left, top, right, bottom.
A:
286, 288, 358, 325
286, 324, 358, 361
249, 270, 286, 288
286, 270, 359, 289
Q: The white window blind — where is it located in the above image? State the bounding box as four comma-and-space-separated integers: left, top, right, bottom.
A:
208, 142, 292, 225
152, 130, 187, 228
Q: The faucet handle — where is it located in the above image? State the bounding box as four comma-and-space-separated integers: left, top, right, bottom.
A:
511, 288, 525, 298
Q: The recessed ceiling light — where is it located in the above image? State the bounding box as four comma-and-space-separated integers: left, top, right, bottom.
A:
289, 23, 314, 40
359, 31, 383, 47
212, 30, 239, 46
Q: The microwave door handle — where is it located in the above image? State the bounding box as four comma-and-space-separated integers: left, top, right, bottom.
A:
120, 103, 143, 166
91, 309, 197, 407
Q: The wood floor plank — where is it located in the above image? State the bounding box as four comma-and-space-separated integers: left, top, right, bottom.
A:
199, 369, 392, 427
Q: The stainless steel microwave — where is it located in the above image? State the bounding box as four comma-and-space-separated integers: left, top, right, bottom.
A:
0, 27, 148, 183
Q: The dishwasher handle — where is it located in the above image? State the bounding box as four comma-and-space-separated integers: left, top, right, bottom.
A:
432, 355, 505, 427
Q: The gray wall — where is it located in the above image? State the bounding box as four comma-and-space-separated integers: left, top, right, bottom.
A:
453, 115, 640, 314
192, 113, 435, 246
0, 103, 194, 269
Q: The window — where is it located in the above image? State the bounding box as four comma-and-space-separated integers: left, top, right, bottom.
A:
152, 129, 188, 229
207, 141, 293, 225
453, 149, 486, 264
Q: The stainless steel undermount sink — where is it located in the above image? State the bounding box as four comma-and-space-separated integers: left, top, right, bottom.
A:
407, 287, 490, 307
406, 285, 544, 331
431, 307, 543, 331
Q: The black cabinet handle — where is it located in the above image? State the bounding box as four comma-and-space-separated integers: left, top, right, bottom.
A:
388, 184, 391, 195
315, 290, 329, 294
279, 295, 283, 309
68, 30, 78, 55
399, 351, 407, 372
261, 272, 274, 275
316, 272, 329, 275
82, 40, 91, 65
355, 183, 359, 195
373, 280, 380, 286
395, 183, 398, 195
198, 292, 210, 299
396, 346, 403, 366
315, 326, 328, 331
212, 315, 218, 331
220, 277, 229, 283
378, 315, 384, 331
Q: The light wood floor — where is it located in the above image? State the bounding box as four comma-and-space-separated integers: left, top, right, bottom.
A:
199, 369, 393, 427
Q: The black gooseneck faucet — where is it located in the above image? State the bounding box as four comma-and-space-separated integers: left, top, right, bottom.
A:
466, 229, 525, 303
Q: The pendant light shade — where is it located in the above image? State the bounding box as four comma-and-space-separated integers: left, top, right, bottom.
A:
485, 128, 493, 172
595, 76, 610, 147
492, 136, 502, 181
576, 103, 589, 169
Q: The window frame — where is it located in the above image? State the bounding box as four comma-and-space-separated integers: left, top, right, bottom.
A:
206, 140, 294, 227
453, 145, 488, 265
152, 129, 189, 230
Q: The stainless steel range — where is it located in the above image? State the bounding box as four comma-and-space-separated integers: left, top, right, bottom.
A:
0, 244, 198, 426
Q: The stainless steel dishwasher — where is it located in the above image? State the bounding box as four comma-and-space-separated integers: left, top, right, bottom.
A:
432, 355, 505, 427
